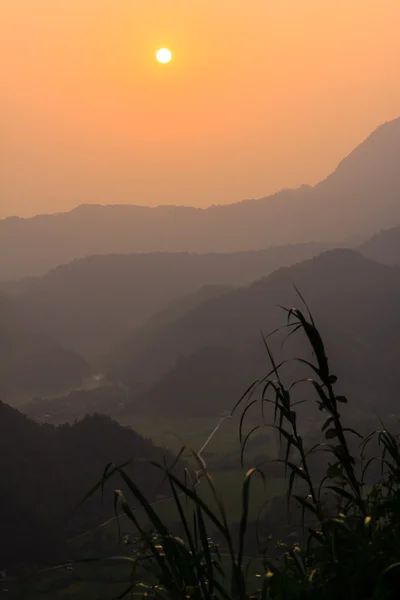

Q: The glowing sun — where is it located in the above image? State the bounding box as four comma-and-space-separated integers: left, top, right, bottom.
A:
156, 48, 172, 64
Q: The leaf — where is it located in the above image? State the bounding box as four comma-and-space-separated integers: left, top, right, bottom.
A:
232, 379, 260, 415
343, 427, 363, 439
73, 458, 131, 514
168, 477, 203, 588
325, 429, 338, 440
307, 528, 325, 546
238, 468, 257, 573
309, 380, 330, 409
327, 463, 342, 479
113, 490, 173, 584
276, 427, 299, 450
149, 462, 230, 545
293, 495, 318, 516
322, 417, 335, 432
287, 462, 309, 482
240, 426, 260, 467
327, 486, 355, 502
336, 395, 348, 404
196, 505, 214, 596
291, 547, 306, 577
364, 515, 372, 527
117, 469, 170, 537
382, 562, 400, 576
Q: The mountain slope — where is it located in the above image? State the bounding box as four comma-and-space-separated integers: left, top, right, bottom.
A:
358, 225, 400, 265
0, 293, 91, 405
1, 117, 400, 280
0, 402, 179, 567
19, 243, 327, 359
109, 250, 400, 416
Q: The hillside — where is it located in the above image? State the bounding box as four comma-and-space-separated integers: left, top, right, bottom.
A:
0, 293, 91, 405
22, 385, 130, 424
1, 117, 400, 280
108, 250, 400, 416
0, 402, 179, 568
17, 243, 327, 359
358, 225, 400, 265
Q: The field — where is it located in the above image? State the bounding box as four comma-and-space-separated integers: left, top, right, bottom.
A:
117, 412, 284, 521
6, 563, 135, 600
14, 413, 285, 599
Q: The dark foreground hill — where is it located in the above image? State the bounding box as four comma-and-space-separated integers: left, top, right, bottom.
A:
108, 249, 400, 416
0, 402, 178, 568
1, 117, 400, 280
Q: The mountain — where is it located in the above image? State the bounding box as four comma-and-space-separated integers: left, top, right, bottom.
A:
18, 243, 327, 359
358, 225, 400, 265
21, 385, 130, 424
0, 402, 179, 568
1, 117, 400, 280
0, 293, 91, 405
108, 249, 400, 416
0, 276, 38, 296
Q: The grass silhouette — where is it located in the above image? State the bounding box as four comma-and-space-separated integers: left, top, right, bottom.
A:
84, 300, 400, 599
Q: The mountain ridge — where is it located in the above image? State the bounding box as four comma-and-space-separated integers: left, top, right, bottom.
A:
106, 248, 400, 416
0, 401, 180, 567
2, 117, 400, 279
15, 242, 329, 360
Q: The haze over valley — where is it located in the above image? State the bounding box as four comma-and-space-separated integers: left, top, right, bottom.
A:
3, 116, 400, 598
3, 2, 400, 596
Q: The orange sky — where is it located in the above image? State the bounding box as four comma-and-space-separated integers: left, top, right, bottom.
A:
1, 0, 400, 218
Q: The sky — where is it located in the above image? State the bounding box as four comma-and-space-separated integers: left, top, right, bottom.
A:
1, 0, 400, 218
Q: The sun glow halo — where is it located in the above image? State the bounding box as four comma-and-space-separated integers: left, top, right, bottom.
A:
156, 48, 172, 64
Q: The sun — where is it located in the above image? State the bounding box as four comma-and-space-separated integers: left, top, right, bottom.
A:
156, 48, 172, 64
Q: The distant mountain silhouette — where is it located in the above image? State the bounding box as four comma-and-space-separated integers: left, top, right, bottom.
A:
18, 243, 327, 359
0, 402, 179, 567
358, 225, 400, 265
1, 117, 400, 280
108, 250, 400, 416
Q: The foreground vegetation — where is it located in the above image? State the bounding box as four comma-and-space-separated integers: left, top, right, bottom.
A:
83, 302, 400, 599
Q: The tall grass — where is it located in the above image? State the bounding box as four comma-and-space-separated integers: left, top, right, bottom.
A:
86, 303, 400, 599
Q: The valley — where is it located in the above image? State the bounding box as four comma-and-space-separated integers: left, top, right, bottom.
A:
3, 116, 400, 599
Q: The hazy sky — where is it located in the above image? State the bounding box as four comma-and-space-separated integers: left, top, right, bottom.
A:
1, 0, 400, 218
